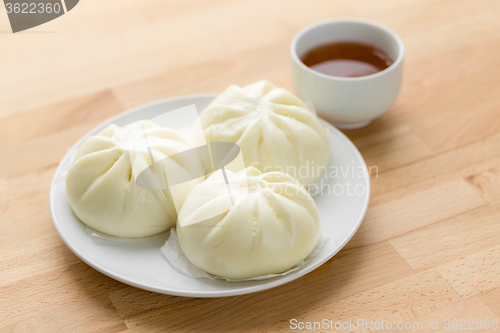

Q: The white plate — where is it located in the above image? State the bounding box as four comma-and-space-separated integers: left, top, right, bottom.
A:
49, 94, 370, 297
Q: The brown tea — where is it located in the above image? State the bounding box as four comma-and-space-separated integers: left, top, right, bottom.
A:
301, 42, 393, 77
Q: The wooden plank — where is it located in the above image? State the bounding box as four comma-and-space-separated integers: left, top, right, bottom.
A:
0, 234, 81, 285
266, 269, 461, 333
0, 202, 55, 249
352, 125, 433, 173
0, 122, 106, 179
437, 244, 500, 298
480, 288, 500, 318
112, 39, 292, 110
109, 242, 414, 330
370, 156, 500, 206
346, 179, 486, 249
401, 43, 500, 152
377, 296, 500, 333
0, 91, 123, 148
117, 269, 460, 333
0, 261, 124, 329
390, 204, 500, 271
417, 85, 500, 153
466, 167, 500, 206
0, 0, 285, 118
0, 167, 60, 248
0, 295, 127, 333
5, 166, 58, 207
371, 133, 500, 196
309, 269, 461, 330
0, 179, 17, 213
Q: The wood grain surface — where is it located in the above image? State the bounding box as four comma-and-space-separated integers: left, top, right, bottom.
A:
1, 0, 500, 332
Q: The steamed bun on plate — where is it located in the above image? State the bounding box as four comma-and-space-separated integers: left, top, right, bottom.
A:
192, 80, 330, 187
66, 120, 203, 238
176, 167, 321, 280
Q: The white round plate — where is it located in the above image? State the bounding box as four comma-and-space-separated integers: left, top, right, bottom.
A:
49, 94, 370, 297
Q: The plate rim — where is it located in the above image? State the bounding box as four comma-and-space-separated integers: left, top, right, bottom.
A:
49, 93, 370, 297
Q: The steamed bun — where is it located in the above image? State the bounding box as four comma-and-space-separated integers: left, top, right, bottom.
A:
176, 167, 321, 279
193, 80, 330, 186
66, 120, 203, 238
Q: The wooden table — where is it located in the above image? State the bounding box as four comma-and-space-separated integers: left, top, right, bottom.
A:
1, 0, 500, 332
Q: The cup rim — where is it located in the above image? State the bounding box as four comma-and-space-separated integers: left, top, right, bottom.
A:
291, 17, 405, 81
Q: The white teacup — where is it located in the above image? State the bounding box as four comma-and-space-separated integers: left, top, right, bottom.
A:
291, 18, 404, 129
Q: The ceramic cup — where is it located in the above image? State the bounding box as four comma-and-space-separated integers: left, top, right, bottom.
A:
291, 18, 404, 129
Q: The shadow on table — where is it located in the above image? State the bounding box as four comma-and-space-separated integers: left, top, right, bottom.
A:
131, 240, 367, 332
64, 229, 368, 332
335, 113, 398, 143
